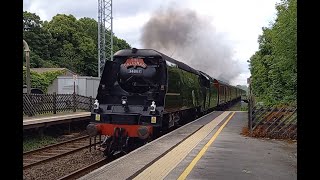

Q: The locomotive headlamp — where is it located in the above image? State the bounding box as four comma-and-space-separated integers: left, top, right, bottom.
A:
121, 96, 129, 112
94, 99, 99, 110
121, 96, 128, 106
150, 101, 156, 112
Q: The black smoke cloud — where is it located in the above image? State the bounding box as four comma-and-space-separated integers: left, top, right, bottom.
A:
141, 7, 241, 83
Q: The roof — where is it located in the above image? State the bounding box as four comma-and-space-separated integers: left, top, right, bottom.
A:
213, 79, 229, 86
199, 71, 214, 81
58, 76, 100, 80
114, 49, 200, 75
30, 68, 78, 75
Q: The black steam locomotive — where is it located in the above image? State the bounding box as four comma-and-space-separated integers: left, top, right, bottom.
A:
87, 48, 246, 156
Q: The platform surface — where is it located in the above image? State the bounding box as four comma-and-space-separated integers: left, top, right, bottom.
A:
23, 112, 91, 129
165, 112, 297, 180
79, 111, 296, 180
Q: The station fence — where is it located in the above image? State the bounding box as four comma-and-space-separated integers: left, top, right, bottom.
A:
23, 93, 94, 117
248, 96, 297, 140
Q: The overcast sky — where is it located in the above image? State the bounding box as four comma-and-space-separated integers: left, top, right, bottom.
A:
23, 0, 280, 86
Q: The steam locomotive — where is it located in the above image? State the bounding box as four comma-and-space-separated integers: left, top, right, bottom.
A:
87, 48, 246, 156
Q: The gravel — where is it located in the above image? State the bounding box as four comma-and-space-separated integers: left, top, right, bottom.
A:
23, 148, 105, 180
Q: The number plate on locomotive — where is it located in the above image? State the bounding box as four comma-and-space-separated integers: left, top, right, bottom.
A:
128, 69, 142, 74
151, 116, 156, 123
95, 114, 100, 121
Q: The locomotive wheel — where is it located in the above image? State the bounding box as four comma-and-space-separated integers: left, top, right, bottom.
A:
105, 140, 115, 157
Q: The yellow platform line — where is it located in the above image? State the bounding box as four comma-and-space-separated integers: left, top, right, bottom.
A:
133, 111, 231, 180
178, 112, 236, 180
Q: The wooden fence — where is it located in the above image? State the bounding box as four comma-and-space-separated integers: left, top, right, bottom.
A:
23, 93, 94, 116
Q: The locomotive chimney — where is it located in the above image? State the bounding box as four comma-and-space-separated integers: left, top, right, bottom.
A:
132, 48, 138, 53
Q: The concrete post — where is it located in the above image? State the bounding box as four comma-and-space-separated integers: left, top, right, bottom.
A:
23, 40, 31, 94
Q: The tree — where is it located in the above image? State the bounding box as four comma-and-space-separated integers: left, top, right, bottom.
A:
270, 0, 297, 104
113, 35, 131, 52
248, 0, 296, 106
23, 11, 132, 78
23, 11, 54, 63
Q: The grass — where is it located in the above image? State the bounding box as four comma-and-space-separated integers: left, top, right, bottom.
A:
23, 135, 58, 152
227, 101, 248, 111
240, 104, 248, 111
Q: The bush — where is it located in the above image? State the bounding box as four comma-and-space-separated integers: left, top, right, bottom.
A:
23, 67, 65, 92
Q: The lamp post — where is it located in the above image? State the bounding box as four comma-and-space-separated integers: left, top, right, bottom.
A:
73, 75, 77, 94
23, 40, 31, 94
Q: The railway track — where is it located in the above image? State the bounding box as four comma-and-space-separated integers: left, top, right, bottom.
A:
23, 135, 102, 169
58, 152, 125, 180
57, 158, 107, 180
23, 111, 218, 179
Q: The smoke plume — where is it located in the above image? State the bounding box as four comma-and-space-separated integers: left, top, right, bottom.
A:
141, 7, 241, 83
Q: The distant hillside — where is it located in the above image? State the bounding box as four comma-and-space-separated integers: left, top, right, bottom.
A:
236, 85, 248, 92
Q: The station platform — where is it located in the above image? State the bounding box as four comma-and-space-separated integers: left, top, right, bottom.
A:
23, 112, 91, 130
80, 111, 297, 180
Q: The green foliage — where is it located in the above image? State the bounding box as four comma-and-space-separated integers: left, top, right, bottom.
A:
113, 36, 131, 52
240, 104, 248, 111
29, 53, 57, 68
248, 0, 296, 106
23, 68, 65, 92
23, 11, 131, 77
